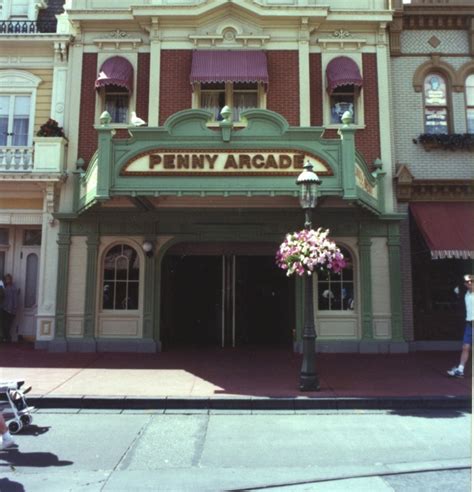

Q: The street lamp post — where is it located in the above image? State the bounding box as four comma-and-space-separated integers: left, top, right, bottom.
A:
297, 161, 322, 391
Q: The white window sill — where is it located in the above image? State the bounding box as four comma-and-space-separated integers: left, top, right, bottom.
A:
324, 123, 366, 130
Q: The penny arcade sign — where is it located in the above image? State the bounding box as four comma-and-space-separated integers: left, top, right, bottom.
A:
121, 150, 332, 176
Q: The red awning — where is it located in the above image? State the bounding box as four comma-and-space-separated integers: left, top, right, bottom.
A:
95, 56, 133, 92
326, 56, 363, 94
410, 203, 474, 259
190, 50, 268, 86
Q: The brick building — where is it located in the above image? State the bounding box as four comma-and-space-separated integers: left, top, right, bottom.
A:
31, 0, 408, 354
390, 0, 474, 348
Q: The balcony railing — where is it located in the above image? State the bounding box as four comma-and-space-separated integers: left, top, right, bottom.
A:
0, 147, 33, 172
0, 20, 57, 34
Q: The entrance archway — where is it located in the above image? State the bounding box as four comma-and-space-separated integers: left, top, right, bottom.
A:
160, 242, 294, 349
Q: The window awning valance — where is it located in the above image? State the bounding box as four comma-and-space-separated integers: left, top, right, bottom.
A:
410, 202, 474, 259
190, 50, 269, 86
95, 56, 134, 93
326, 56, 363, 94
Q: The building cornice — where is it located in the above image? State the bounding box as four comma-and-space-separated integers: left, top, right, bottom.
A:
395, 165, 474, 202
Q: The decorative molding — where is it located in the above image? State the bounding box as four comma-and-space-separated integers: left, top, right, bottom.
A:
316, 31, 366, 50
189, 21, 270, 47
0, 69, 42, 88
412, 55, 459, 92
54, 42, 68, 63
395, 165, 474, 202
93, 30, 142, 50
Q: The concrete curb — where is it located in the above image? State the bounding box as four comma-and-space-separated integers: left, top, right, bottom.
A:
27, 395, 472, 411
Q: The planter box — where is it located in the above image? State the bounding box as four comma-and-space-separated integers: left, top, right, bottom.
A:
33, 137, 67, 172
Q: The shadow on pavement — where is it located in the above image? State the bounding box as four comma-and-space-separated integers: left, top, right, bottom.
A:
0, 449, 73, 468
0, 478, 25, 492
388, 409, 471, 419
14, 425, 51, 437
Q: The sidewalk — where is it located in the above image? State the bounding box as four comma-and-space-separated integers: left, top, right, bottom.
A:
0, 343, 471, 410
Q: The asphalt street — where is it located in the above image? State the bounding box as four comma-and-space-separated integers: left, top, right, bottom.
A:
0, 409, 471, 492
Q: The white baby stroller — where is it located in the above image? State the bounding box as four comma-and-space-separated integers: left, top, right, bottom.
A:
0, 380, 34, 434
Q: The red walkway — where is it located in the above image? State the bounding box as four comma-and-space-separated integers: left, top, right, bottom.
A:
0, 343, 471, 400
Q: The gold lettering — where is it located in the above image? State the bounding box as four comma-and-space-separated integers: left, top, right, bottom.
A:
177, 155, 189, 169
149, 155, 162, 169
239, 155, 252, 169
293, 154, 305, 169
192, 155, 204, 169
207, 154, 218, 170
252, 154, 265, 169
278, 155, 291, 169
224, 155, 238, 169
265, 155, 278, 169
164, 155, 175, 169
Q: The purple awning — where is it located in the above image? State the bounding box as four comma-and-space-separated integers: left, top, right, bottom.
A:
326, 56, 363, 94
95, 56, 133, 92
190, 50, 268, 86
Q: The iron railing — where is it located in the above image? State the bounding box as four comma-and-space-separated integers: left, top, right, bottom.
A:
0, 20, 57, 34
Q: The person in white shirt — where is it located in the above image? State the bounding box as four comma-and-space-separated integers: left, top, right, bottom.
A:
447, 274, 473, 378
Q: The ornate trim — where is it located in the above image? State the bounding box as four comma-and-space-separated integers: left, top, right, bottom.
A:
395, 165, 474, 202
412, 56, 458, 92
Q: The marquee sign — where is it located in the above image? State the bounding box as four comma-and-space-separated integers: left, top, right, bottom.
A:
120, 150, 332, 176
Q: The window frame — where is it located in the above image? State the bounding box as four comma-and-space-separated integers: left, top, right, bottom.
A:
465, 73, 474, 134
0, 70, 41, 148
422, 72, 451, 135
192, 81, 266, 125
100, 242, 142, 313
315, 245, 356, 313
322, 54, 365, 129
95, 53, 137, 128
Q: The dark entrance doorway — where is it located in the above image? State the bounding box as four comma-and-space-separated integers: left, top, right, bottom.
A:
160, 244, 294, 348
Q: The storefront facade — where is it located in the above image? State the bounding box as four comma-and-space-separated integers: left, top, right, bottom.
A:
390, 0, 474, 348
35, 0, 407, 353
0, 1, 70, 341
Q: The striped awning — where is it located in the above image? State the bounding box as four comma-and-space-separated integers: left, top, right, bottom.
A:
95, 56, 134, 92
190, 50, 268, 86
410, 202, 474, 260
326, 56, 363, 94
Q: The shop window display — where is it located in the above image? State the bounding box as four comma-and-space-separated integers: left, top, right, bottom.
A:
102, 244, 140, 311
317, 246, 354, 311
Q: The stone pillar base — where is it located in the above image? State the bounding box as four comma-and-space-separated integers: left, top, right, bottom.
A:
48, 339, 68, 352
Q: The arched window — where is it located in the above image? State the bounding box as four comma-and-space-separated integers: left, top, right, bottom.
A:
317, 246, 354, 311
465, 74, 474, 134
423, 73, 449, 134
102, 244, 140, 310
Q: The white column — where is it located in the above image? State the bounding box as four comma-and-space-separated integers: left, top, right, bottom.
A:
376, 24, 395, 213
35, 183, 59, 342
298, 18, 311, 127
60, 34, 84, 212
148, 17, 161, 126
51, 42, 69, 126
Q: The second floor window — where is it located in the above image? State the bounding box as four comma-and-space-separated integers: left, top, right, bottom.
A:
466, 74, 474, 134
95, 56, 134, 126
104, 85, 129, 124
330, 86, 357, 124
423, 73, 449, 134
0, 94, 31, 146
200, 82, 260, 122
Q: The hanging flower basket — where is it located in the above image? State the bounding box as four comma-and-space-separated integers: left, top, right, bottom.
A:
276, 228, 346, 277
